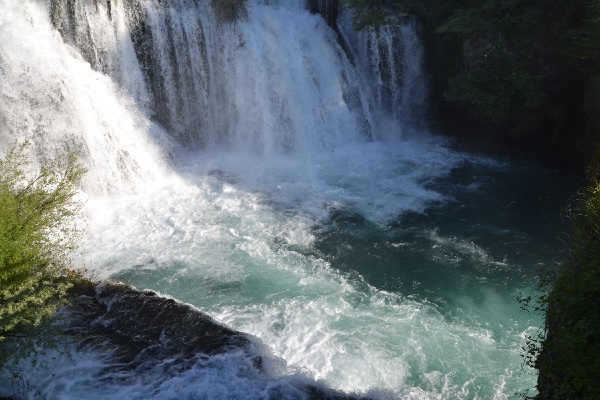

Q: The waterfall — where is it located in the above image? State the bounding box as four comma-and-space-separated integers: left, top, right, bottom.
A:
1, 0, 430, 170
0, 1, 553, 399
0, 0, 174, 194
337, 10, 430, 135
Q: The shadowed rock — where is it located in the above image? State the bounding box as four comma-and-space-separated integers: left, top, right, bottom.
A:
66, 281, 254, 369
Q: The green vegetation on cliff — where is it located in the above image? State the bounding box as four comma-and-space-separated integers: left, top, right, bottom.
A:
0, 142, 85, 376
528, 154, 600, 399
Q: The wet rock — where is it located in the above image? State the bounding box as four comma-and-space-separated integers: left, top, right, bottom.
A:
66, 281, 254, 369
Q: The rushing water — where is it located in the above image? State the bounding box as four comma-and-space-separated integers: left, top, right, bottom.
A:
0, 0, 575, 399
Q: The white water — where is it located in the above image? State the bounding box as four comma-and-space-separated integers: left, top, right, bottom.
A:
0, 0, 175, 194
0, 0, 549, 399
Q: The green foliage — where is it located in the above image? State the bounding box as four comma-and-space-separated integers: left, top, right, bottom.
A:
417, 0, 546, 121
393, 0, 454, 24
0, 141, 85, 368
342, 0, 399, 29
534, 177, 600, 399
517, 271, 554, 399
563, 1, 600, 72
517, 150, 600, 399
444, 44, 545, 122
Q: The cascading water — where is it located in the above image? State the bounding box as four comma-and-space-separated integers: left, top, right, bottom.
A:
0, 0, 573, 399
336, 8, 430, 134
41, 0, 427, 151
0, 0, 174, 194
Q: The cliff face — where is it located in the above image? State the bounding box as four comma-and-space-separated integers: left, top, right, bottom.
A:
534, 264, 600, 400
534, 173, 600, 399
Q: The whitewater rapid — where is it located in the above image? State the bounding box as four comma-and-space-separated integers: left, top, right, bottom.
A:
0, 0, 568, 399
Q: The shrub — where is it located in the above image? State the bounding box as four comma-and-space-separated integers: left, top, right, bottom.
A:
0, 141, 86, 369
519, 150, 600, 399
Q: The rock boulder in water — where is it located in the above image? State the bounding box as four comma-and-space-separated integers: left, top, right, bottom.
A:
66, 281, 255, 369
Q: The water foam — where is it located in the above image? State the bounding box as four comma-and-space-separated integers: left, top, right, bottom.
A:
76, 145, 539, 399
0, 0, 544, 398
0, 0, 174, 194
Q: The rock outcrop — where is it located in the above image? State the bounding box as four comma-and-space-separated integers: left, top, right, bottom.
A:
66, 281, 254, 369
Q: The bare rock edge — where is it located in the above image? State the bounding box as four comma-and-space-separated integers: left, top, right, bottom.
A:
66, 280, 368, 400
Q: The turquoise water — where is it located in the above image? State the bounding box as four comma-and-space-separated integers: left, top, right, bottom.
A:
0, 0, 577, 397
76, 143, 575, 400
